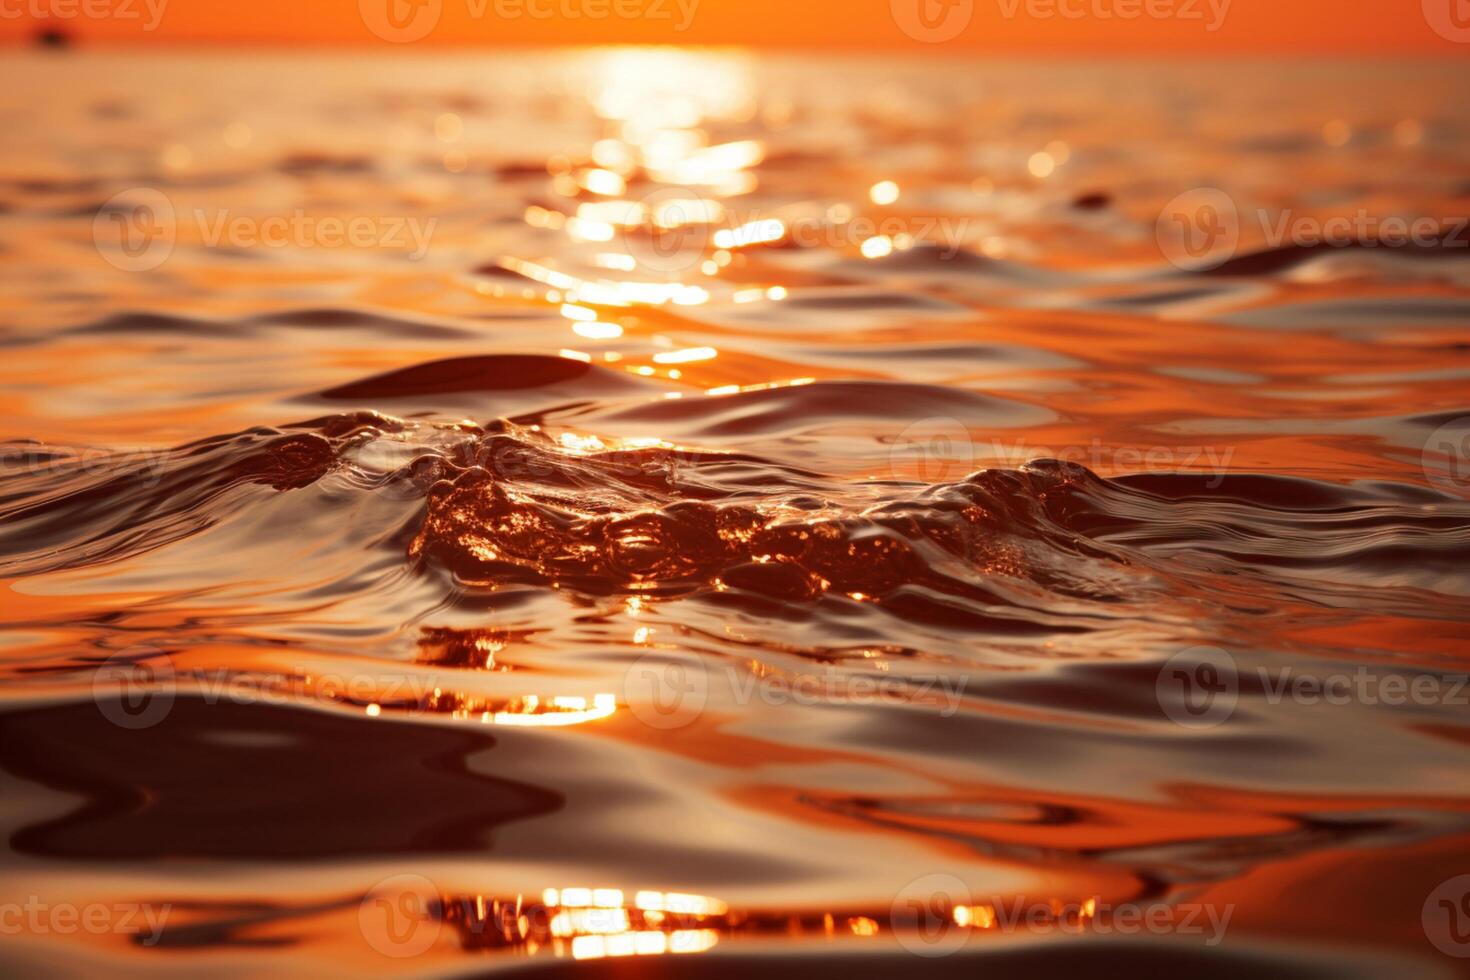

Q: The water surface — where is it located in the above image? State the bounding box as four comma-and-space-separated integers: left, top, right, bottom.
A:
1, 48, 1469, 977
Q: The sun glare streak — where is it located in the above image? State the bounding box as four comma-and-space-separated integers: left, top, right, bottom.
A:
652, 346, 717, 364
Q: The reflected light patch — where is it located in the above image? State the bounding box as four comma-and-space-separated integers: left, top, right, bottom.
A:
490, 692, 616, 727
713, 218, 785, 249
652, 346, 717, 364
860, 236, 894, 259
579, 168, 627, 196
573, 321, 624, 340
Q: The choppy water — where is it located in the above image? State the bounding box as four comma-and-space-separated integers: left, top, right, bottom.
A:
2, 48, 1469, 978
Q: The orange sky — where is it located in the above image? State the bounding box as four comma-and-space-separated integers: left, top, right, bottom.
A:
1, 0, 1467, 52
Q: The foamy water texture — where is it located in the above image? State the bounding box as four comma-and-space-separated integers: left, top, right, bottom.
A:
1, 49, 1469, 978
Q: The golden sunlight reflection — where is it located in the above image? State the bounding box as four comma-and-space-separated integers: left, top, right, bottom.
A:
441, 884, 731, 958
9, 41, 1469, 980
869, 180, 900, 205
435, 882, 1111, 960
351, 688, 616, 728
652, 346, 718, 365
713, 218, 785, 249
505, 48, 766, 318
499, 47, 946, 307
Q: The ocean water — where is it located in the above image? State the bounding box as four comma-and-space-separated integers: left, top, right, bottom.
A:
1, 48, 1469, 977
